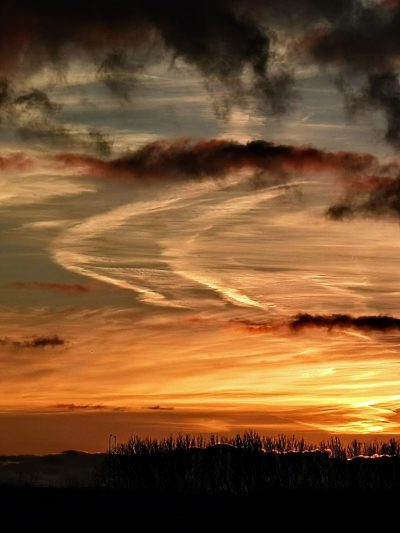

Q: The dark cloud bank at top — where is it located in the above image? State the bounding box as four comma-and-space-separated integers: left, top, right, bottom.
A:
0, 0, 294, 115
2, 0, 400, 133
1, 2, 400, 216
304, 1, 400, 148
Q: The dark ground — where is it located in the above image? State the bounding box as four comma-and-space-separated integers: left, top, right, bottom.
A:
1, 487, 398, 527
2, 439, 400, 527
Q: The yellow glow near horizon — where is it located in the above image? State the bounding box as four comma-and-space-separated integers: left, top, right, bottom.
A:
2, 306, 400, 440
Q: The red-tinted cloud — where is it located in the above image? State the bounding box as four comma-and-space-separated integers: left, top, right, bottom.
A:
55, 138, 400, 219
0, 153, 35, 172
3, 138, 397, 220
54, 138, 390, 183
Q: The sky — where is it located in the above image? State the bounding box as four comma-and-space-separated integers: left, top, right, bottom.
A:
3, 0, 400, 453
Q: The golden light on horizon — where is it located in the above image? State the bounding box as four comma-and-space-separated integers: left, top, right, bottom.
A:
2, 303, 400, 448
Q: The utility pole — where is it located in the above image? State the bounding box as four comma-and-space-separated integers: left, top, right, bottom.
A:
108, 433, 117, 453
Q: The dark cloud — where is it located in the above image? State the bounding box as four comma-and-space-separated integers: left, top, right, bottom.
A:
326, 203, 355, 220
365, 73, 400, 147
14, 89, 61, 115
55, 138, 390, 183
0, 83, 60, 132
338, 72, 400, 149
254, 71, 297, 115
16, 123, 71, 146
87, 128, 113, 157
11, 282, 91, 294
1, 2, 399, 132
0, 78, 12, 114
327, 175, 400, 220
301, 2, 400, 148
0, 335, 65, 349
98, 49, 142, 102
234, 313, 400, 334
16, 122, 113, 155
55, 138, 400, 219
290, 313, 400, 332
9, 87, 65, 143
0, 79, 112, 154
306, 2, 400, 72
0, 1, 297, 116
151, 1, 294, 116
0, 79, 10, 109
3, 135, 397, 221
51, 403, 121, 411
0, 0, 354, 76
146, 405, 175, 411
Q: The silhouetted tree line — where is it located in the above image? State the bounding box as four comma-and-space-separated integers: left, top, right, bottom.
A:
100, 432, 400, 492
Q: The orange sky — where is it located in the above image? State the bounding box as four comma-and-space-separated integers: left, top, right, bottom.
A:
2, 0, 400, 453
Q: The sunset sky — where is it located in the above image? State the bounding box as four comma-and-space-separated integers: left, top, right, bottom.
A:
3, 0, 400, 453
